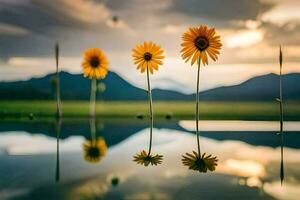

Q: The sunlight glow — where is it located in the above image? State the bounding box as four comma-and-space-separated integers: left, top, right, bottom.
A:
225, 159, 265, 177
225, 30, 264, 48
246, 177, 262, 188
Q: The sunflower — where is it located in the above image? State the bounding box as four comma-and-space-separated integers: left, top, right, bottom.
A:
182, 151, 218, 173
83, 137, 107, 163
133, 150, 163, 167
132, 41, 165, 74
82, 48, 109, 79
181, 25, 222, 66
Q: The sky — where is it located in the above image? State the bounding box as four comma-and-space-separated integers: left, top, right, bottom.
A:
0, 0, 300, 93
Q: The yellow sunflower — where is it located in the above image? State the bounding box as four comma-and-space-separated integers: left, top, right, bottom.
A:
82, 48, 109, 79
181, 25, 222, 66
82, 137, 107, 163
132, 41, 165, 74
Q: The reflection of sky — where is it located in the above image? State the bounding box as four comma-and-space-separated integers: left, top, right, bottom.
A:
0, 125, 299, 199
180, 120, 300, 131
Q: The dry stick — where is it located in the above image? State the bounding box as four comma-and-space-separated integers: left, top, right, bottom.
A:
90, 78, 97, 117
279, 46, 284, 185
55, 43, 62, 119
196, 57, 201, 156
55, 45, 62, 182
146, 64, 154, 156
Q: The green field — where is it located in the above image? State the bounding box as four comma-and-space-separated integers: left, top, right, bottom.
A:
0, 101, 300, 121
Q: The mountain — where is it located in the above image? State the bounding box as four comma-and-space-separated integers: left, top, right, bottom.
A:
0, 71, 299, 101
200, 73, 300, 101
0, 71, 191, 100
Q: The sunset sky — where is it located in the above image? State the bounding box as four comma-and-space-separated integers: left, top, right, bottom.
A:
0, 0, 300, 93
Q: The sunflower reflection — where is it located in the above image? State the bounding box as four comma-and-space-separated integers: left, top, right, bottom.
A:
182, 151, 218, 173
133, 150, 163, 167
83, 138, 107, 163
83, 118, 107, 164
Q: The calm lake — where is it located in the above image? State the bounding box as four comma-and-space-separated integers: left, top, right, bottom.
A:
0, 119, 299, 200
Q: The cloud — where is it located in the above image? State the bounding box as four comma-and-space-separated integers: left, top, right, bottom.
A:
31, 0, 110, 26
0, 0, 111, 31
263, 21, 300, 46
105, 16, 136, 36
105, 0, 172, 11
0, 22, 29, 35
262, 0, 300, 23
169, 0, 274, 21
0, 0, 137, 59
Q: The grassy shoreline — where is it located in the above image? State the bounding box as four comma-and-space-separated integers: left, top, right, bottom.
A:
0, 100, 300, 121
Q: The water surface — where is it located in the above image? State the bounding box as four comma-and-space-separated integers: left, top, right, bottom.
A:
0, 120, 299, 200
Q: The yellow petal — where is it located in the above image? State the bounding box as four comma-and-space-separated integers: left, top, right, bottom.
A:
191, 50, 200, 65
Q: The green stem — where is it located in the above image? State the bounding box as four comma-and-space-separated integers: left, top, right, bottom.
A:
90, 118, 97, 144
55, 44, 62, 119
196, 58, 201, 156
146, 65, 153, 156
90, 78, 97, 118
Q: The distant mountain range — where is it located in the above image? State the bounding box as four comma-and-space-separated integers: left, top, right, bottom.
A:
200, 73, 300, 101
0, 71, 299, 101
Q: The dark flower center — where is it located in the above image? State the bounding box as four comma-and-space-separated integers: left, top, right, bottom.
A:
88, 147, 100, 157
144, 52, 152, 61
195, 158, 206, 167
195, 36, 209, 51
90, 56, 100, 68
144, 156, 152, 161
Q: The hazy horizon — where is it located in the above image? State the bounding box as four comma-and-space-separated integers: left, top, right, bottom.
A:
0, 67, 298, 94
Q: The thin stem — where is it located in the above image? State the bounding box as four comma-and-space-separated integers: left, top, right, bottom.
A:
55, 118, 61, 182
146, 64, 153, 156
55, 43, 62, 119
196, 58, 201, 156
279, 47, 284, 185
90, 78, 97, 118
90, 117, 97, 144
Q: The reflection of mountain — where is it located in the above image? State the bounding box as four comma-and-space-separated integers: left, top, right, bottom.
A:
201, 131, 300, 148
0, 120, 300, 148
0, 71, 300, 100
0, 120, 187, 147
